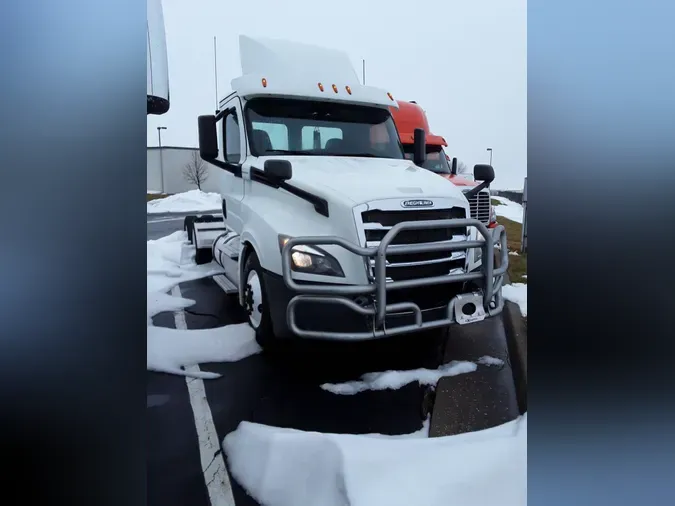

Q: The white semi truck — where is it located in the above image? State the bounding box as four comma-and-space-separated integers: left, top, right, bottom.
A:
187, 36, 508, 348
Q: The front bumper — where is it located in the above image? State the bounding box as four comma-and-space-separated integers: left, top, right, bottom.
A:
280, 219, 508, 340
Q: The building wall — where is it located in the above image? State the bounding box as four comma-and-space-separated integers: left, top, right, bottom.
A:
147, 147, 222, 194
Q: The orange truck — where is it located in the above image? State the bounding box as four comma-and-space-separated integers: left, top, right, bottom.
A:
390, 100, 497, 230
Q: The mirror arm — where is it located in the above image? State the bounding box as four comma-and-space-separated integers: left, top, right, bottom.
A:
462, 180, 490, 200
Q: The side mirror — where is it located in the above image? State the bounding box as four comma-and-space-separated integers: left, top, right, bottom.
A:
264, 159, 292, 182
451, 157, 458, 175
198, 115, 219, 160
413, 128, 426, 166
473, 164, 495, 183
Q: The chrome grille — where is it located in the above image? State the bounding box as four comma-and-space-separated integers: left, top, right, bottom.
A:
360, 207, 468, 285
466, 190, 491, 224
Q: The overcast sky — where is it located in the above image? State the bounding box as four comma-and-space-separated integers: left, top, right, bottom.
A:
148, 0, 526, 190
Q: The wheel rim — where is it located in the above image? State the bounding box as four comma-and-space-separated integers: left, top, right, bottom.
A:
245, 270, 263, 329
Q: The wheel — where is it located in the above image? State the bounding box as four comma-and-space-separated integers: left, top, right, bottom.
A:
184, 216, 196, 244
243, 252, 276, 349
194, 246, 212, 265
189, 216, 213, 265
191, 223, 213, 265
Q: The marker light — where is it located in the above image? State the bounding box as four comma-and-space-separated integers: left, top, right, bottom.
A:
318, 82, 324, 91
345, 85, 352, 95
387, 92, 394, 101
261, 78, 267, 87
332, 84, 338, 93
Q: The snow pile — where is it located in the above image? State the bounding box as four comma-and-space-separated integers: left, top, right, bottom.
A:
321, 360, 478, 395
503, 282, 528, 317
147, 323, 260, 379
223, 413, 527, 506
147, 230, 261, 377
147, 231, 223, 293
492, 196, 524, 224
477, 355, 505, 366
146, 189, 222, 214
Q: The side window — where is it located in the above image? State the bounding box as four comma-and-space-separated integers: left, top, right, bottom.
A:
223, 109, 241, 163
301, 126, 342, 150
252, 122, 288, 151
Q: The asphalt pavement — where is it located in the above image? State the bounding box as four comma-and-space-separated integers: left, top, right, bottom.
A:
147, 210, 220, 241
147, 214, 520, 506
147, 213, 189, 241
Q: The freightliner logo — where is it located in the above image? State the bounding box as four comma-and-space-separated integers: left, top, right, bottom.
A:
401, 199, 434, 208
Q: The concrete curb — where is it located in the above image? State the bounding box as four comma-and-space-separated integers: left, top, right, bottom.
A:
502, 300, 527, 414
501, 265, 527, 414
426, 257, 527, 436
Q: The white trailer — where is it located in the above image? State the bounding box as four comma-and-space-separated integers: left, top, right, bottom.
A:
187, 35, 508, 348
147, 0, 169, 115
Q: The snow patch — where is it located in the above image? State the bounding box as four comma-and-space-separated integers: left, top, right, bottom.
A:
477, 355, 505, 366
321, 360, 477, 395
361, 417, 430, 439
147, 323, 261, 378
492, 196, 524, 224
223, 414, 527, 506
146, 189, 222, 214
147, 230, 261, 377
509, 251, 520, 256
147, 231, 223, 293
503, 283, 528, 317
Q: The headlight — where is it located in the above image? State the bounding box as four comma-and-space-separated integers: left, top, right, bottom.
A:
278, 235, 345, 277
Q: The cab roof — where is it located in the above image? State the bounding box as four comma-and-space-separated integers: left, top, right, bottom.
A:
389, 100, 447, 146
225, 36, 398, 109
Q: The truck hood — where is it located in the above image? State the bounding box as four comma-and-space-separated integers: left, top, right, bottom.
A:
261, 156, 469, 206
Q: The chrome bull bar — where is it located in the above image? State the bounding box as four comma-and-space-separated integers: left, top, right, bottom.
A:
281, 219, 509, 339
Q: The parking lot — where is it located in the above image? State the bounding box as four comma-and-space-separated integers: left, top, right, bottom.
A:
147, 215, 521, 506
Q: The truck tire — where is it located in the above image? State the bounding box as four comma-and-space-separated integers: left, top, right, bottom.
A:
184, 216, 196, 244
243, 252, 275, 349
188, 216, 214, 265
194, 245, 213, 265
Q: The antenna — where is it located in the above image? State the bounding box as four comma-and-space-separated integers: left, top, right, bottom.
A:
213, 36, 219, 111
362, 59, 366, 85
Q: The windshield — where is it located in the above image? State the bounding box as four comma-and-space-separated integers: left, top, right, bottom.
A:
403, 145, 451, 174
245, 98, 404, 159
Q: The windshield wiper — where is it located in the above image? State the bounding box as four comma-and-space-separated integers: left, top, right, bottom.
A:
262, 149, 317, 156
330, 152, 379, 158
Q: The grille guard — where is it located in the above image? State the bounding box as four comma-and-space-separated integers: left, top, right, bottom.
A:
281, 219, 509, 339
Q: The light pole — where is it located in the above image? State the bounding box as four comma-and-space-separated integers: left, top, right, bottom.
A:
157, 126, 167, 193
487, 147, 493, 166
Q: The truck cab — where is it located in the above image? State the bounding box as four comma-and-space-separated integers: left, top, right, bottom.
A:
390, 100, 498, 229
189, 36, 508, 348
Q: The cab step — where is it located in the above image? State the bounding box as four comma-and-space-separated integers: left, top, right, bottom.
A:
212, 274, 238, 295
